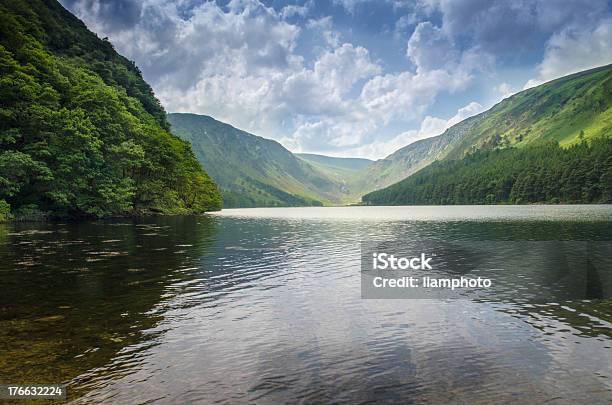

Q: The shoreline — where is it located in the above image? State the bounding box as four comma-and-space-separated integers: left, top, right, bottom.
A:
3, 203, 612, 224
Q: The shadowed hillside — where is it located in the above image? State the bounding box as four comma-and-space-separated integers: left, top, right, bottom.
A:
168, 113, 357, 207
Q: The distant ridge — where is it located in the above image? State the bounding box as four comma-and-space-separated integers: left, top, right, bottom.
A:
295, 154, 373, 171
168, 113, 354, 207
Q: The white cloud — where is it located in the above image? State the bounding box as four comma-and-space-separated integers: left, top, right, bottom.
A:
72, 0, 459, 158
330, 101, 484, 159
60, 0, 611, 160
306, 16, 341, 47
280, 1, 313, 19
332, 0, 369, 14
360, 69, 466, 124
524, 17, 612, 89
100, 0, 304, 135
285, 112, 377, 152
407, 22, 458, 72
313, 44, 381, 95
333, 0, 423, 14
276, 18, 483, 158
394, 14, 417, 39
275, 43, 381, 117
494, 82, 514, 99
446, 101, 484, 127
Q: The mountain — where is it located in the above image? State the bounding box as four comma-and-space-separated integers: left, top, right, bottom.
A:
357, 64, 612, 201
362, 138, 612, 205
168, 113, 356, 207
362, 65, 612, 205
295, 154, 373, 171
0, 0, 221, 220
351, 115, 485, 196
443, 64, 612, 159
295, 153, 373, 195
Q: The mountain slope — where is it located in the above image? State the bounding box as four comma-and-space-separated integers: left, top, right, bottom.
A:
362, 65, 612, 205
362, 139, 612, 205
168, 113, 353, 207
445, 64, 612, 159
0, 0, 221, 218
295, 153, 373, 195
296, 154, 373, 171
356, 64, 612, 200
351, 115, 486, 196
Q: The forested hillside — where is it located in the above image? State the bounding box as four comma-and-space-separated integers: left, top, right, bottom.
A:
0, 0, 221, 220
168, 113, 352, 207
362, 139, 612, 205
352, 115, 485, 195
357, 65, 611, 198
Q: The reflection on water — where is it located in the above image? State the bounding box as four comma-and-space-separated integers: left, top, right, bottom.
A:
0, 206, 611, 403
0, 217, 218, 400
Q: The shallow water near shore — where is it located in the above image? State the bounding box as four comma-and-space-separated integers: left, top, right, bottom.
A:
1, 205, 611, 403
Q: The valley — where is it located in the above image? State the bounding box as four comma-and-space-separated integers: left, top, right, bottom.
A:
169, 64, 611, 207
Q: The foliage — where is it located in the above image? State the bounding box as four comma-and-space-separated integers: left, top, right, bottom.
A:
0, 0, 221, 218
362, 138, 612, 205
0, 199, 9, 221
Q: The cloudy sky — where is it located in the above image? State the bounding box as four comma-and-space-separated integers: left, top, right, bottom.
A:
60, 0, 612, 159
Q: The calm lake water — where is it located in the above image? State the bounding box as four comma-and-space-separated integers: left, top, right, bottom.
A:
1, 205, 611, 403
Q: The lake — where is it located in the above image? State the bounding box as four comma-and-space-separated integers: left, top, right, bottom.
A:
1, 205, 611, 403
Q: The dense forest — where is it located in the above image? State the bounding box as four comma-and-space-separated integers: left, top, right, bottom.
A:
0, 0, 221, 220
362, 138, 612, 205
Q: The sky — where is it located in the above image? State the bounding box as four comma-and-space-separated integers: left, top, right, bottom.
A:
60, 0, 612, 159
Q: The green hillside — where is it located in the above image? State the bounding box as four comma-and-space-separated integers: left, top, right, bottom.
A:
351, 115, 485, 196
296, 153, 373, 171
295, 153, 373, 195
0, 0, 221, 220
168, 113, 354, 207
446, 64, 612, 159
361, 65, 612, 206
359, 64, 612, 204
363, 139, 612, 205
